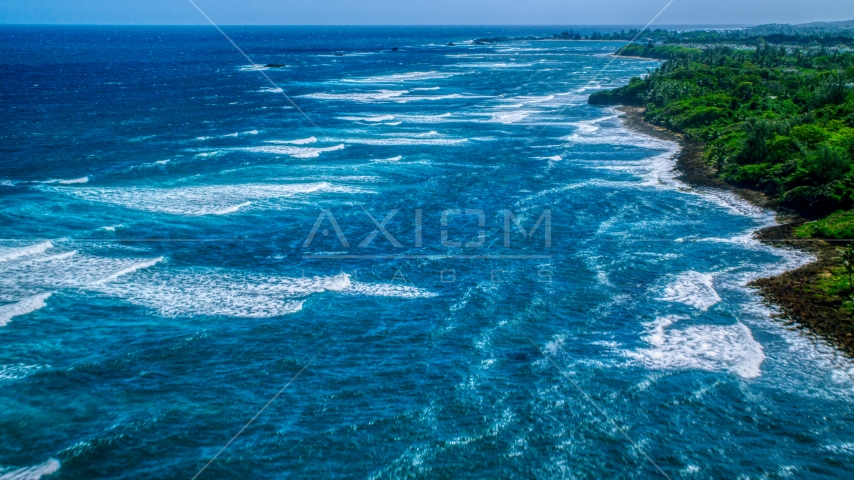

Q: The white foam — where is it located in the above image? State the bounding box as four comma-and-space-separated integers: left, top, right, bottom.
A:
195, 130, 258, 141
258, 87, 284, 93
321, 137, 465, 146
534, 155, 562, 161
489, 111, 533, 124
212, 201, 251, 215
240, 64, 268, 71
346, 281, 438, 298
0, 364, 47, 382
0, 249, 164, 303
266, 137, 318, 145
452, 62, 533, 68
301, 89, 407, 102
658, 271, 721, 311
95, 271, 432, 318
342, 71, 457, 83
58, 177, 88, 184
50, 182, 363, 216
239, 144, 344, 158
373, 156, 403, 163
0, 293, 51, 327
39, 177, 89, 185
90, 257, 164, 286
301, 90, 478, 103
630, 316, 765, 379
0, 242, 53, 262
0, 459, 60, 480
337, 115, 396, 122
395, 113, 454, 123
508, 94, 555, 103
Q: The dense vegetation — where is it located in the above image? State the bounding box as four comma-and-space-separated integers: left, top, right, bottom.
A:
585, 28, 854, 47
480, 21, 854, 47
590, 44, 854, 220
559, 20, 854, 47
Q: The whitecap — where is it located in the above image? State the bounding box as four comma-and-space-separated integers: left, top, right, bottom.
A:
0, 293, 52, 327
346, 281, 438, 298
489, 111, 533, 124
342, 71, 457, 83
301, 90, 480, 103
321, 137, 465, 146
395, 113, 454, 123
372, 156, 403, 163
266, 137, 318, 145
0, 364, 48, 382
451, 62, 533, 68
0, 250, 163, 309
630, 316, 765, 379
0, 241, 53, 262
48, 182, 364, 216
337, 115, 396, 122
301, 90, 407, 102
89, 257, 164, 286
39, 177, 89, 185
58, 177, 88, 184
658, 271, 721, 311
95, 271, 433, 318
211, 202, 251, 215
0, 458, 60, 480
239, 144, 344, 158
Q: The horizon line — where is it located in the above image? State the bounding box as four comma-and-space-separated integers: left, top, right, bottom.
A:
0, 23, 761, 28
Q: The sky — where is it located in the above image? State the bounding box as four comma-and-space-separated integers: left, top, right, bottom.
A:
1, 0, 853, 26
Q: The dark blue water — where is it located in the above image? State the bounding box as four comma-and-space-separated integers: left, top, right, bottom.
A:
1, 26, 853, 479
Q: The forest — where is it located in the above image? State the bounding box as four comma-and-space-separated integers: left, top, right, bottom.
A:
590, 44, 854, 232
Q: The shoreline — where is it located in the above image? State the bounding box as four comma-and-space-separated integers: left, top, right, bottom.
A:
616, 106, 854, 355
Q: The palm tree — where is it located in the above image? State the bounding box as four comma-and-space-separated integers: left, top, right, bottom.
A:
839, 245, 854, 290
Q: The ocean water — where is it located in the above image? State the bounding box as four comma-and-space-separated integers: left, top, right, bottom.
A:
1, 26, 853, 479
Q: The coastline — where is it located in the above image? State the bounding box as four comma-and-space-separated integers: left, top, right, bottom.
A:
616, 106, 854, 355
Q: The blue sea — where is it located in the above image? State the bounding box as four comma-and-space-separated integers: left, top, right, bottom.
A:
1, 26, 853, 479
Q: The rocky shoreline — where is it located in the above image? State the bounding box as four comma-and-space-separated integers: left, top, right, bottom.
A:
617, 106, 854, 355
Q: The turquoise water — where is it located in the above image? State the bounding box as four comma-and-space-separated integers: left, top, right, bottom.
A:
1, 26, 853, 479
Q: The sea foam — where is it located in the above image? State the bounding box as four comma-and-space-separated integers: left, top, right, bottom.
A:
239, 144, 345, 158
630, 316, 765, 379
0, 241, 53, 262
0, 293, 52, 327
95, 271, 434, 318
49, 183, 363, 216
658, 271, 721, 311
0, 459, 61, 480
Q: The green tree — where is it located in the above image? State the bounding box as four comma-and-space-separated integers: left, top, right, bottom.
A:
801, 145, 851, 184
840, 245, 854, 290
